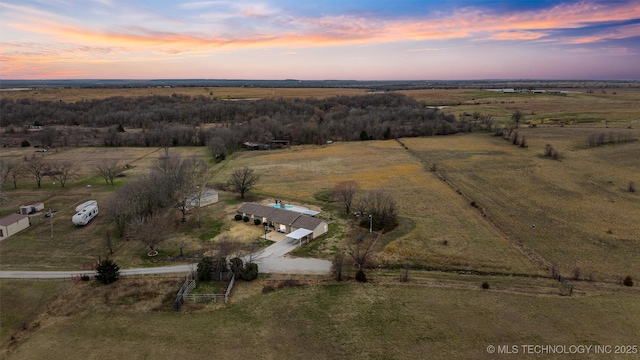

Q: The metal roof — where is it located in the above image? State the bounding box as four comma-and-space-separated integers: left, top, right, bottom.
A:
0, 213, 29, 226
286, 228, 313, 240
237, 202, 325, 227
291, 215, 324, 230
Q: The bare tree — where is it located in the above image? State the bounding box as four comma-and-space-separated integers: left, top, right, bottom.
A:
213, 235, 246, 259
0, 160, 9, 189
228, 167, 260, 198
105, 191, 132, 238
126, 211, 172, 253
331, 251, 345, 281
104, 229, 114, 255
356, 189, 398, 231
191, 159, 212, 228
96, 159, 121, 185
25, 157, 50, 188
156, 155, 208, 223
36, 127, 58, 148
48, 160, 77, 187
8, 162, 23, 189
511, 110, 524, 128
207, 136, 228, 162
126, 171, 171, 220
333, 180, 359, 214
346, 231, 382, 283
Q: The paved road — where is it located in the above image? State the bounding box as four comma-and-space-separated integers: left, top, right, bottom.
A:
0, 237, 330, 279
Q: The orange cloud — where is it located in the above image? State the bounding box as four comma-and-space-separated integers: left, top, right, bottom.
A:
2, 0, 640, 66
569, 23, 640, 44
488, 31, 549, 41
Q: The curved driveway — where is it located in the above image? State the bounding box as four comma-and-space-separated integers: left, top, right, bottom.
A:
0, 237, 331, 279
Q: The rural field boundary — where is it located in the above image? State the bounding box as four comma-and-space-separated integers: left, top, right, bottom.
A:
395, 138, 554, 274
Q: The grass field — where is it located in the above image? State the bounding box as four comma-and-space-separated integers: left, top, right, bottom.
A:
400, 88, 640, 124
0, 279, 71, 347
1, 86, 639, 358
2, 275, 639, 360
211, 140, 541, 275
401, 128, 640, 281
0, 87, 368, 103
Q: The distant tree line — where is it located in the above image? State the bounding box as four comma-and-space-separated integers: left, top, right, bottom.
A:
587, 132, 634, 147
0, 93, 484, 149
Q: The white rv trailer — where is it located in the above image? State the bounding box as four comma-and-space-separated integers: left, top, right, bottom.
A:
75, 200, 97, 213
72, 201, 98, 226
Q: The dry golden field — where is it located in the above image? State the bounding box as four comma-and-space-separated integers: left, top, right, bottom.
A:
2, 275, 639, 360
0, 86, 367, 102
0, 146, 208, 180
401, 128, 640, 281
401, 88, 640, 123
211, 140, 541, 275
2, 87, 640, 359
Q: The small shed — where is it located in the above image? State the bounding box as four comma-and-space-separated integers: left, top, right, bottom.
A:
0, 213, 31, 239
20, 202, 45, 215
188, 189, 218, 208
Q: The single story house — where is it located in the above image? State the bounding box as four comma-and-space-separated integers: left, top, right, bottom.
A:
0, 213, 31, 240
20, 202, 45, 215
236, 202, 328, 242
288, 216, 329, 246
188, 189, 218, 208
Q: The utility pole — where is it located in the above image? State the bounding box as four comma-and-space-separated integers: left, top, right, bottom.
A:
49, 208, 54, 241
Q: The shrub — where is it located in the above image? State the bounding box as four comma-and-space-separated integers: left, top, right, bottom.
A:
544, 144, 560, 160
623, 275, 633, 287
481, 281, 490, 289
80, 274, 91, 281
197, 257, 215, 281
95, 258, 120, 285
254, 218, 262, 225
544, 144, 553, 157
243, 216, 250, 222
572, 267, 581, 280
229, 257, 244, 277
262, 285, 275, 293
242, 262, 259, 281
234, 214, 242, 221
278, 279, 301, 289
519, 136, 527, 148
355, 269, 367, 283
21, 140, 30, 147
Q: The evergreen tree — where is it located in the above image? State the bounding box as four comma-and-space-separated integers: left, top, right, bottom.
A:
95, 258, 120, 285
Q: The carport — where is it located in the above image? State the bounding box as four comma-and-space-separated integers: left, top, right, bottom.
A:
286, 228, 313, 247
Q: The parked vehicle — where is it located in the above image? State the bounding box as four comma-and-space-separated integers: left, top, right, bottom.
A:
72, 201, 98, 226
75, 200, 97, 213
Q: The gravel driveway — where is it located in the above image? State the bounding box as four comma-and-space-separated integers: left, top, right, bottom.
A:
0, 236, 330, 279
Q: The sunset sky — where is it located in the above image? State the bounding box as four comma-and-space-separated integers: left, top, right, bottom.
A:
1, 0, 639, 80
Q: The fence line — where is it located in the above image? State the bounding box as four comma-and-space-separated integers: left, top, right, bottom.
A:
184, 293, 226, 303
175, 272, 195, 310
175, 273, 236, 310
